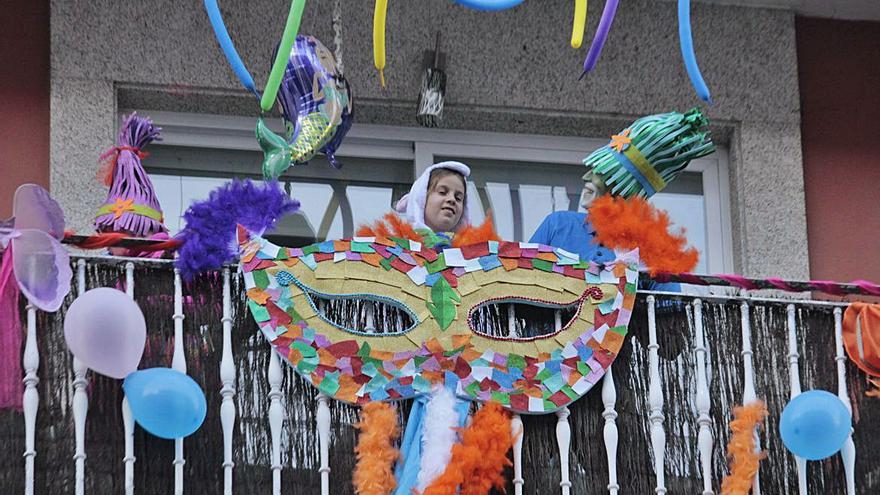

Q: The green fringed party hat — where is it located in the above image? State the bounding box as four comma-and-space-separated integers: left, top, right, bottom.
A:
584, 108, 715, 198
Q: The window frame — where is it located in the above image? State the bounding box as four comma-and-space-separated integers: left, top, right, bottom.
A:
134, 110, 733, 273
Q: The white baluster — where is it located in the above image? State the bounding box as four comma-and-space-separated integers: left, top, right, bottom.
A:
123, 261, 136, 495
171, 269, 186, 495
23, 302, 38, 495
73, 259, 89, 495
602, 369, 619, 494
739, 301, 760, 495
553, 309, 571, 495
786, 304, 807, 495
511, 413, 524, 495
555, 407, 572, 495
317, 393, 331, 495
692, 299, 714, 495
268, 349, 285, 495
220, 268, 236, 494
647, 295, 666, 494
833, 307, 856, 494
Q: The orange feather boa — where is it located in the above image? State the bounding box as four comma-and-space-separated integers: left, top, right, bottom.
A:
353, 402, 400, 495
588, 194, 699, 275
356, 213, 499, 248
422, 402, 515, 495
721, 401, 768, 495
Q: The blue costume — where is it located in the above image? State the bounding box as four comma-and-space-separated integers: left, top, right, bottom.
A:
530, 211, 679, 292
529, 211, 614, 263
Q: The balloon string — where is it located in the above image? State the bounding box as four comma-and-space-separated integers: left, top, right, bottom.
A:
332, 0, 345, 74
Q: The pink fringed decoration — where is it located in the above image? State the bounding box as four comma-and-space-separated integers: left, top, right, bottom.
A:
0, 248, 23, 411
766, 277, 798, 292
94, 113, 167, 237
851, 279, 880, 296
810, 280, 847, 296
678, 273, 709, 286
716, 274, 761, 291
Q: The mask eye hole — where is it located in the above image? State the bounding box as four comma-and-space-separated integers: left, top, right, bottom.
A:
301, 286, 417, 336
468, 297, 583, 340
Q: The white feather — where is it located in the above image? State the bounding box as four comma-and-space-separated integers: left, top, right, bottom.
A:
416, 386, 460, 491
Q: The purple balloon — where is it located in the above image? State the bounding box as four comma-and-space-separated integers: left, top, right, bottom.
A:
12, 230, 72, 313
13, 184, 66, 240
63, 288, 146, 379
581, 0, 620, 74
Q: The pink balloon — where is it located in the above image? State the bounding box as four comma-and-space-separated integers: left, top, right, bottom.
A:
63, 288, 146, 379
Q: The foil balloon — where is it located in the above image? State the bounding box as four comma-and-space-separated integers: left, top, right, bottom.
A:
257, 35, 353, 180
239, 228, 638, 415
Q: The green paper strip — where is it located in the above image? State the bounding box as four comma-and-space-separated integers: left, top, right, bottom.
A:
248, 300, 270, 322
252, 270, 270, 289
260, 0, 307, 112
507, 353, 526, 371
532, 258, 554, 272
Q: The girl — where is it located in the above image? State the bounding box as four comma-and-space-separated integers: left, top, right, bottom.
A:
358, 161, 497, 248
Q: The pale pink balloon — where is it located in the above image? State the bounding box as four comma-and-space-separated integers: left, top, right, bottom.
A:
63, 288, 146, 379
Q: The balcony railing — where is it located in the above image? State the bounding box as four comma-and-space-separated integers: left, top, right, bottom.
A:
1, 255, 876, 494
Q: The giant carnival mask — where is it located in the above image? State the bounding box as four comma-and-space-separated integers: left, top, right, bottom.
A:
240, 229, 637, 415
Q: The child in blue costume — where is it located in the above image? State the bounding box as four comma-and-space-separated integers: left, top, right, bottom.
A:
531, 109, 716, 291
530, 174, 615, 264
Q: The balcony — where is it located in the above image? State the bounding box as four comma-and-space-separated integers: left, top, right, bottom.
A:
0, 254, 875, 494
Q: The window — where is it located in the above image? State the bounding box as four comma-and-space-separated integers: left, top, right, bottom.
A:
135, 111, 733, 273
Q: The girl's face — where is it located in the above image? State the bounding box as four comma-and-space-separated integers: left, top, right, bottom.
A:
424, 174, 465, 232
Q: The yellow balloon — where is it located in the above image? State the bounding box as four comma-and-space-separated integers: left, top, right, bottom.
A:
571, 0, 587, 49
373, 0, 388, 88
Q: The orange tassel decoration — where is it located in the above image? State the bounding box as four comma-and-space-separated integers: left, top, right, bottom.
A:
422, 402, 515, 495
451, 215, 500, 247
356, 214, 499, 246
356, 213, 423, 242
721, 401, 769, 495
588, 194, 699, 275
353, 402, 400, 495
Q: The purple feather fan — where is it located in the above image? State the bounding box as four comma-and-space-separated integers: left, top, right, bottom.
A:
175, 180, 300, 278
94, 113, 167, 237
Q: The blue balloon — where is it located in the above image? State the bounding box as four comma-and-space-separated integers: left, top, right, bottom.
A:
124, 368, 207, 440
204, 0, 259, 98
779, 390, 851, 461
453, 0, 525, 11
678, 0, 712, 104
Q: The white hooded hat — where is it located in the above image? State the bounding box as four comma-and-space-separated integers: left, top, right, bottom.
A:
394, 161, 472, 232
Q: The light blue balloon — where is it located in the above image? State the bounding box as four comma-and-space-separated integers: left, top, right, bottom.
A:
124, 368, 207, 440
779, 390, 851, 461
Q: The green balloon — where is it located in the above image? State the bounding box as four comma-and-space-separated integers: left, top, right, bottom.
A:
260, 0, 307, 112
